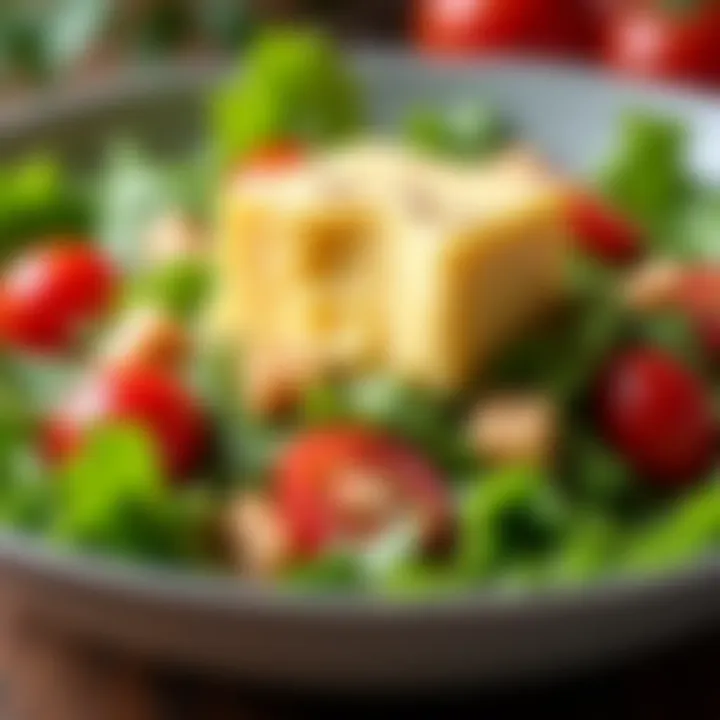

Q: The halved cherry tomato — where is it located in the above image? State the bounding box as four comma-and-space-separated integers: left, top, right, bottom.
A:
676, 266, 720, 362
0, 241, 116, 353
604, 2, 720, 86
415, 0, 599, 57
566, 193, 643, 265
275, 427, 451, 558
596, 348, 716, 487
45, 366, 207, 479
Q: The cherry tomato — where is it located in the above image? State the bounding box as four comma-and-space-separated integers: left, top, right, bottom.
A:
275, 427, 451, 557
45, 366, 207, 478
676, 266, 720, 362
0, 241, 116, 353
566, 193, 644, 264
243, 141, 305, 175
604, 3, 720, 86
597, 348, 716, 486
415, 0, 599, 57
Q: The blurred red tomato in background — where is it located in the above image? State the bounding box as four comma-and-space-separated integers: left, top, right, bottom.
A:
415, 0, 601, 57
604, 0, 720, 86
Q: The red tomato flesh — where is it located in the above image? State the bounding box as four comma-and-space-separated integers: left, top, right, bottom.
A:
597, 348, 716, 487
566, 193, 643, 265
0, 241, 116, 353
46, 366, 207, 479
275, 428, 451, 558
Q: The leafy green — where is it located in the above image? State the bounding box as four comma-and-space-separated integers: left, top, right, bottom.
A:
457, 466, 567, 580
210, 27, 364, 164
301, 376, 474, 476
489, 256, 628, 402
598, 112, 690, 240
284, 549, 361, 592
404, 102, 510, 161
97, 142, 206, 271
543, 513, 620, 585
676, 189, 720, 261
126, 258, 210, 320
560, 430, 647, 520
51, 425, 212, 563
623, 474, 720, 574
0, 155, 90, 262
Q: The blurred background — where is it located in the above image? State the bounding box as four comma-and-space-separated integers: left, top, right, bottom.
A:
0, 0, 717, 99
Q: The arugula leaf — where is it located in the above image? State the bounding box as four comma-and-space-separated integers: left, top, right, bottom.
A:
0, 154, 90, 263
676, 189, 720, 261
404, 102, 510, 161
543, 513, 620, 585
210, 28, 364, 164
301, 376, 474, 476
284, 550, 361, 592
126, 258, 210, 320
597, 112, 690, 240
623, 473, 720, 573
52, 425, 211, 563
457, 465, 567, 580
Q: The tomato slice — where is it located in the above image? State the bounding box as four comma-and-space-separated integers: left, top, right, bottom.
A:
45, 366, 207, 479
566, 193, 643, 265
275, 428, 451, 558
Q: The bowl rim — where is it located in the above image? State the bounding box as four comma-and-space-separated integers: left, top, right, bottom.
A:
1, 51, 718, 618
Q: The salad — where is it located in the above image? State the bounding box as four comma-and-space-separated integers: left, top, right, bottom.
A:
0, 29, 718, 597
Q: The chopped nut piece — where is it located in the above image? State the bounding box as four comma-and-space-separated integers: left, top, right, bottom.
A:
224, 494, 290, 578
470, 394, 558, 467
144, 210, 202, 266
242, 347, 321, 418
98, 306, 189, 372
624, 259, 685, 312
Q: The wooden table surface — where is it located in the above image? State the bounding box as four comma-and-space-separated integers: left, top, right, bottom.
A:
0, 597, 718, 720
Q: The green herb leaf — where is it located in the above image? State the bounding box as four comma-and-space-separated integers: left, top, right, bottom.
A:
598, 112, 690, 241
404, 102, 510, 161
210, 27, 364, 164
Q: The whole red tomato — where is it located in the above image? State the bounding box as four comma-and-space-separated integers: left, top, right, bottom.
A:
605, 1, 720, 86
275, 427, 451, 557
45, 366, 207, 479
596, 348, 716, 487
566, 192, 644, 264
415, 0, 599, 57
0, 241, 116, 354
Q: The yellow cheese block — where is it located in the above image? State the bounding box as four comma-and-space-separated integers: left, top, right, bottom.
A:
213, 144, 567, 389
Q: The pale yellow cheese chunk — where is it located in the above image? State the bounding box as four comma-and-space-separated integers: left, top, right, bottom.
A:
213, 143, 567, 389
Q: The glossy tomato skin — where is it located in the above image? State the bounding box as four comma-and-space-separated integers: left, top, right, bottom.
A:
597, 348, 716, 487
605, 4, 720, 86
0, 241, 116, 353
275, 427, 451, 558
566, 193, 643, 265
46, 366, 207, 479
415, 0, 599, 57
